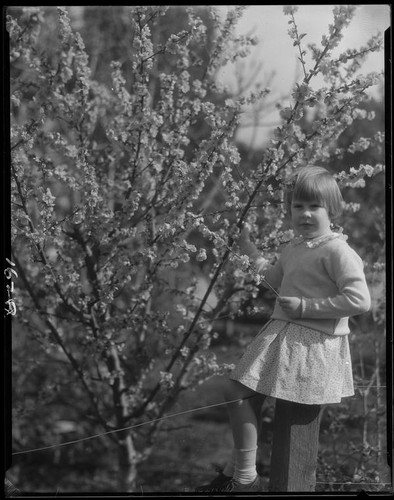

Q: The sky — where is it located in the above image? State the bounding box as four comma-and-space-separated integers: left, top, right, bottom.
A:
215, 4, 391, 148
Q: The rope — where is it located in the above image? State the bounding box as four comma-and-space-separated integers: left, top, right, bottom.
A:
11, 388, 387, 457
11, 395, 256, 456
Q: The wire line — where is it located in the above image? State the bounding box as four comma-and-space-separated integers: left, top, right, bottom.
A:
11, 388, 388, 457
11, 395, 255, 456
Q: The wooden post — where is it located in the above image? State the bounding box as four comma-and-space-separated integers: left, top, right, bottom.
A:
269, 398, 324, 492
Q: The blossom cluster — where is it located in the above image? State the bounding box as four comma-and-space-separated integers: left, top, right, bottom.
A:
336, 164, 384, 188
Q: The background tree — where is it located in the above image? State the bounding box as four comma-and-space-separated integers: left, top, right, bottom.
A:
8, 5, 385, 492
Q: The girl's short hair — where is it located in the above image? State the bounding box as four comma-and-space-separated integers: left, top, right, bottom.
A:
284, 166, 343, 220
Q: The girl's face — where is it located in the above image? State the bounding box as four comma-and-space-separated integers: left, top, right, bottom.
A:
290, 198, 331, 239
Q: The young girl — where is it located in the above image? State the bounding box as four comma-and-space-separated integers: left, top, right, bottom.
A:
195, 166, 371, 493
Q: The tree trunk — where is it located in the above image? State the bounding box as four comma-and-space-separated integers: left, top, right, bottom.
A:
108, 345, 138, 492
117, 432, 138, 492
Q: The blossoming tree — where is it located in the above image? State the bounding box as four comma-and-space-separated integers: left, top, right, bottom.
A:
8, 5, 385, 491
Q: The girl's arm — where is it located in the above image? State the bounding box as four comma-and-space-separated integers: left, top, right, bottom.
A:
238, 227, 283, 288
300, 244, 371, 319
238, 227, 263, 265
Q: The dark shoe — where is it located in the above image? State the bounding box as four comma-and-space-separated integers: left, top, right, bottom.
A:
195, 471, 232, 492
207, 474, 264, 493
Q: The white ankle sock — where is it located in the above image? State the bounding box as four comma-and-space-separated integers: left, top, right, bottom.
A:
222, 449, 235, 477
233, 447, 258, 484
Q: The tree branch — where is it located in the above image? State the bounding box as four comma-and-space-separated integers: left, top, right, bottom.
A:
12, 252, 115, 440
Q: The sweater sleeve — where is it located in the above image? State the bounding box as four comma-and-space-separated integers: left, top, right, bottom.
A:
238, 228, 284, 289
301, 242, 371, 319
258, 256, 284, 289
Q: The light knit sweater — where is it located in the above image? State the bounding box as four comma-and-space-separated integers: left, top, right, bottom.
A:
253, 234, 371, 336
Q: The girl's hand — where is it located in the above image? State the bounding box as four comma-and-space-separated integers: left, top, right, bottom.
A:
278, 296, 302, 318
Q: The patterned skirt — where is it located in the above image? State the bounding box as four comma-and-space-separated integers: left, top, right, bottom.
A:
230, 319, 354, 405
